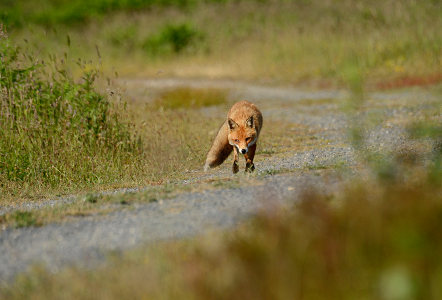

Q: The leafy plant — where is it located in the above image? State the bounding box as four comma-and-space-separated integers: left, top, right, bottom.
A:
142, 23, 204, 55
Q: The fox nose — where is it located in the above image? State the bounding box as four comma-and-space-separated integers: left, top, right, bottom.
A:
241, 149, 247, 154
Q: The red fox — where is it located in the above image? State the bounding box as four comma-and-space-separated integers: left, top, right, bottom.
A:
204, 101, 263, 173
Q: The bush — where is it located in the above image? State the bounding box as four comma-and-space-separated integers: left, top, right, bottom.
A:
142, 23, 204, 55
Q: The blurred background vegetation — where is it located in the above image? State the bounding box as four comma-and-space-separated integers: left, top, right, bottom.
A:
1, 0, 440, 85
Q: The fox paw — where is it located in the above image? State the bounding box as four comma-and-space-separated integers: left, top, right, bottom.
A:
245, 162, 255, 173
232, 162, 239, 174
204, 163, 210, 172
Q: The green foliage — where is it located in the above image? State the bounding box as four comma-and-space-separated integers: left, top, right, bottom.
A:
105, 22, 205, 56
408, 122, 442, 140
106, 25, 138, 49
84, 193, 100, 203
12, 211, 37, 228
142, 23, 204, 55
0, 30, 140, 193
0, 0, 243, 27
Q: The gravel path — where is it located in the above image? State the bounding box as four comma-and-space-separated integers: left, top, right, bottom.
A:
0, 79, 438, 283
0, 173, 341, 282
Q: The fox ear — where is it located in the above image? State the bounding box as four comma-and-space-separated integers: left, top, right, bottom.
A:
228, 118, 238, 130
246, 116, 254, 128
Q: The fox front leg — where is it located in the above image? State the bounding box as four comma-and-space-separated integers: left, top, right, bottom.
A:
244, 144, 256, 173
232, 146, 239, 174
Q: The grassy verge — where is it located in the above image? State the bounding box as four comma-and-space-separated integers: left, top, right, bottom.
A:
0, 175, 256, 229
0, 82, 226, 203
0, 29, 239, 202
5, 0, 441, 87
0, 29, 143, 201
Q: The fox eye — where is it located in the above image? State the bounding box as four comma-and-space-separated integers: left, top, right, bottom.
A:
234, 139, 239, 143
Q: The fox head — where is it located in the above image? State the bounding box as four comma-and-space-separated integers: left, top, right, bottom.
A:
228, 116, 257, 154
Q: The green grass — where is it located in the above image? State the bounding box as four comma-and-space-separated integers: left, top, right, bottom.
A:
11, 211, 37, 228
0, 30, 143, 200
0, 97, 223, 203
84, 193, 101, 204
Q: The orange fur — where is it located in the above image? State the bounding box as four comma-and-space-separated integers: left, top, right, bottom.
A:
205, 101, 263, 173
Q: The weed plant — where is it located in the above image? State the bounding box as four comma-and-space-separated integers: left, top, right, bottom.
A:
0, 29, 142, 198
142, 23, 204, 56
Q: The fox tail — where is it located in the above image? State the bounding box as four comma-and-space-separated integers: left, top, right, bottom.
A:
204, 121, 232, 171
